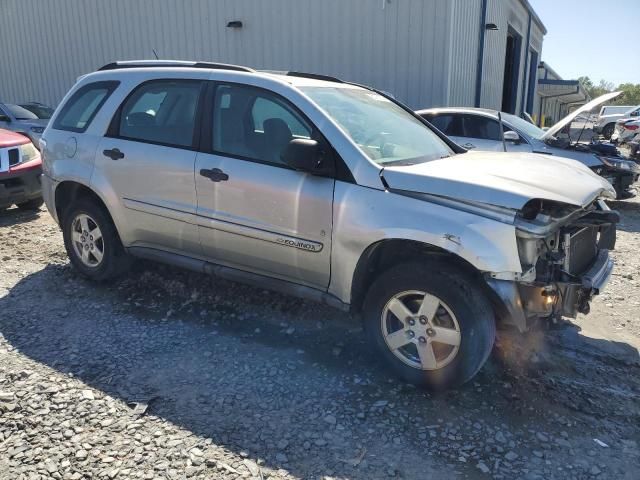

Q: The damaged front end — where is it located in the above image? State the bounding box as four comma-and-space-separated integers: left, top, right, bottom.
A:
488, 198, 618, 331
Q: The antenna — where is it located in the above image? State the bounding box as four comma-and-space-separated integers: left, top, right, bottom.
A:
152, 49, 159, 60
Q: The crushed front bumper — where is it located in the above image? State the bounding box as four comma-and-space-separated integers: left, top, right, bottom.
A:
0, 165, 42, 208
487, 249, 614, 331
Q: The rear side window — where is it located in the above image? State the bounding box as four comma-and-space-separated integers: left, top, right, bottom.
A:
115, 79, 203, 148
53, 81, 119, 133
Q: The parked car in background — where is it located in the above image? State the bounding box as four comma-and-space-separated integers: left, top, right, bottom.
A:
611, 117, 640, 145
0, 128, 43, 211
418, 93, 640, 199
0, 102, 50, 147
593, 104, 640, 139
19, 102, 55, 120
41, 60, 618, 390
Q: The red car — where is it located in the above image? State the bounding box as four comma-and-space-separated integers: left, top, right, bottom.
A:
0, 128, 43, 211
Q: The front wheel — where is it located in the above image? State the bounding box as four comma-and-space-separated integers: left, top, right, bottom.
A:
62, 200, 131, 281
363, 261, 496, 390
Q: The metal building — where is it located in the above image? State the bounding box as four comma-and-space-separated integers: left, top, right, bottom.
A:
0, 0, 545, 114
534, 62, 589, 127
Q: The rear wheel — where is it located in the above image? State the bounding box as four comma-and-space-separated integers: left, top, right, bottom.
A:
62, 200, 131, 281
363, 261, 496, 390
17, 197, 44, 211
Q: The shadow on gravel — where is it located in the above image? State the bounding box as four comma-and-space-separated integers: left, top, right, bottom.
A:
2, 262, 639, 478
0, 207, 42, 227
607, 200, 640, 233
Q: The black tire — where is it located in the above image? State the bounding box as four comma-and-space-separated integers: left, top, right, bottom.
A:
62, 199, 131, 281
602, 123, 615, 139
363, 261, 496, 390
17, 197, 44, 211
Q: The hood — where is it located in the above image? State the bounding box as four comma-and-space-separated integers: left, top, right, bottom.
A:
0, 128, 31, 147
382, 151, 616, 210
542, 91, 622, 140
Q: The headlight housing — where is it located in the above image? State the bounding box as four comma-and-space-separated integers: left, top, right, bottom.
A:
18, 143, 39, 164
598, 156, 640, 173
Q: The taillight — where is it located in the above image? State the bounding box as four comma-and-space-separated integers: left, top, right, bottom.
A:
624, 124, 639, 131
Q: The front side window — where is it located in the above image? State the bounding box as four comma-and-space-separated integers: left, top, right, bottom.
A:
213, 84, 312, 165
117, 80, 203, 148
500, 112, 546, 140
300, 86, 453, 165
462, 115, 502, 140
53, 81, 119, 133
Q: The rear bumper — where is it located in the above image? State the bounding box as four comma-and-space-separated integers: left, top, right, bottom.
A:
0, 165, 42, 208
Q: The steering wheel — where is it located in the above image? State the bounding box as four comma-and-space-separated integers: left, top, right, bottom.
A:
363, 132, 392, 156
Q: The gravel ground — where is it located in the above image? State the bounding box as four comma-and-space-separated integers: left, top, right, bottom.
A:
1, 199, 639, 480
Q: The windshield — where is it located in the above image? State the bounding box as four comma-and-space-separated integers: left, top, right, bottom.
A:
300, 86, 453, 165
501, 112, 547, 140
19, 104, 54, 119
5, 104, 38, 120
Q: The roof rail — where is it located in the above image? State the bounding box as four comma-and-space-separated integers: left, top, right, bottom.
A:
286, 71, 343, 83
98, 60, 254, 73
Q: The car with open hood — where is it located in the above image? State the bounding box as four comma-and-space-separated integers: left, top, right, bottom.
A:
417, 92, 639, 199
41, 61, 618, 390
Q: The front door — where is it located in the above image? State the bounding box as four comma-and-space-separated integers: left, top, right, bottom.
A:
96, 78, 205, 254
195, 83, 334, 289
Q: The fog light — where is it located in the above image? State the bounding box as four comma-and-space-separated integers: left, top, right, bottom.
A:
542, 290, 557, 306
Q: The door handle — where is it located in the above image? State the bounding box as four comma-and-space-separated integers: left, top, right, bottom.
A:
199, 168, 229, 182
103, 148, 125, 160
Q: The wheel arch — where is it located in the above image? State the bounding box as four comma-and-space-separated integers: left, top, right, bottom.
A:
349, 238, 511, 326
55, 180, 113, 227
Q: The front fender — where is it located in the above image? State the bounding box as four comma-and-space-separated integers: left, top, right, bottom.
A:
328, 182, 521, 303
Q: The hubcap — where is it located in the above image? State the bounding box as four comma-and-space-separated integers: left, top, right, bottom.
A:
381, 290, 461, 371
71, 213, 104, 268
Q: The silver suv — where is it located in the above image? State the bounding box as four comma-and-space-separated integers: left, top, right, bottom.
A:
41, 61, 618, 390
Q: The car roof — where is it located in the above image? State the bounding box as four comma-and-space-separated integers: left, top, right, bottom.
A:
88, 60, 362, 90
417, 107, 500, 117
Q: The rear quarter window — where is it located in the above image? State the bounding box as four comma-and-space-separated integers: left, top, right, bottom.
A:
53, 81, 119, 133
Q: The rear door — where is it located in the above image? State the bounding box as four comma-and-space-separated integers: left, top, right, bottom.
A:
194, 82, 335, 289
95, 78, 205, 254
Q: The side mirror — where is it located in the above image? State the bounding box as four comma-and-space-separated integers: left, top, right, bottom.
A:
0, 114, 11, 122
503, 130, 520, 143
282, 138, 334, 176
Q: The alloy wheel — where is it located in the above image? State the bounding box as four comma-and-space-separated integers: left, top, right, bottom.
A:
380, 290, 461, 370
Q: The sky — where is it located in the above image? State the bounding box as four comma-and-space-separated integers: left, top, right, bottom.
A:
528, 0, 640, 86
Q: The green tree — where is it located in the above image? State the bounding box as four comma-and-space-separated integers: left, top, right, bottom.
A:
578, 76, 640, 105
614, 83, 640, 105
578, 76, 614, 98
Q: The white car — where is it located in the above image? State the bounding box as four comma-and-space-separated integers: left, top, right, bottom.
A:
593, 104, 640, 139
611, 118, 640, 144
